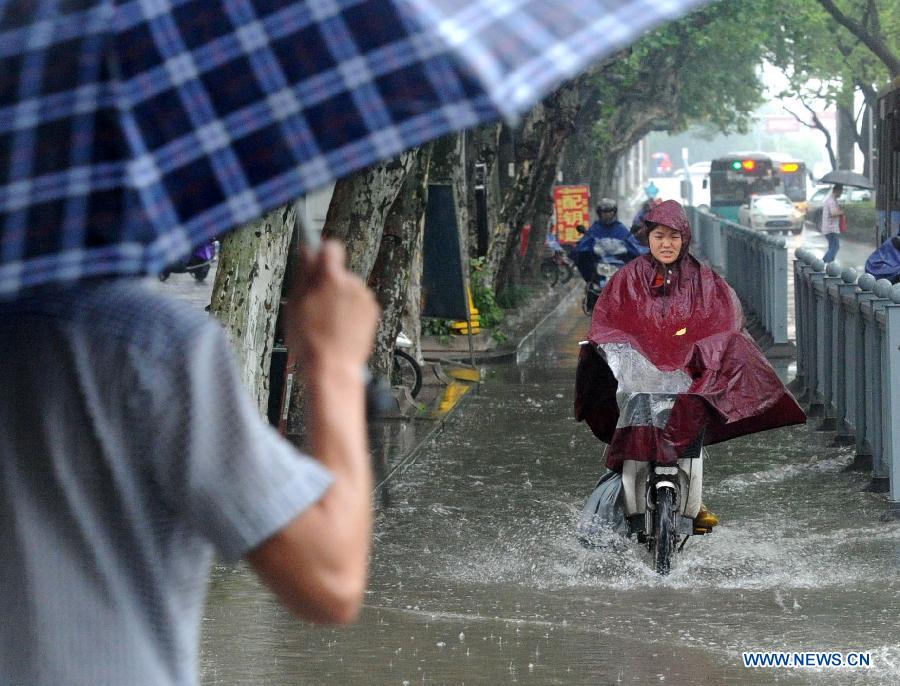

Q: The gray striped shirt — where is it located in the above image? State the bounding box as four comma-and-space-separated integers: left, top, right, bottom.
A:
0, 280, 332, 686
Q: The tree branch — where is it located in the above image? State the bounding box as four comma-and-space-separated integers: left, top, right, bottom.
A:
816, 0, 900, 76
784, 103, 837, 169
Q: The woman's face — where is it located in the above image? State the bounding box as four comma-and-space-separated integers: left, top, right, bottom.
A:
648, 224, 683, 265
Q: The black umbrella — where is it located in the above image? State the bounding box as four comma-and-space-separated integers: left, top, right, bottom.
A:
818, 170, 873, 189
1, 0, 710, 298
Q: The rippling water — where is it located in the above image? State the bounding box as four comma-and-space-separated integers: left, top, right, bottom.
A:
201, 296, 900, 685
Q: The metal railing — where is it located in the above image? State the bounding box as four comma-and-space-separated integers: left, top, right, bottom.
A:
687, 208, 789, 346
793, 248, 900, 512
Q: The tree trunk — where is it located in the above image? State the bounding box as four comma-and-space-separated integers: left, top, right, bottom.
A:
284, 152, 419, 437
494, 80, 584, 296
367, 145, 432, 380
322, 152, 418, 279
401, 219, 426, 365
209, 203, 295, 415
522, 193, 554, 279
836, 101, 856, 170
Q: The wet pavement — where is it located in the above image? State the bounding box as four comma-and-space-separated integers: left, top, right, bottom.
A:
198, 285, 900, 685
791, 227, 874, 272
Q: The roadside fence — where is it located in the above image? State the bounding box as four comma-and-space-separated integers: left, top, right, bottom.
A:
687, 207, 789, 346
793, 248, 900, 513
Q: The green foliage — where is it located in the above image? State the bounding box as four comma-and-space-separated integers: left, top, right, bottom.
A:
843, 199, 877, 242
767, 0, 895, 96
469, 257, 504, 328
588, 0, 777, 155
496, 284, 532, 310
422, 318, 452, 343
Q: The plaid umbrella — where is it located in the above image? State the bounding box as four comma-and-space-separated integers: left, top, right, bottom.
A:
0, 0, 708, 297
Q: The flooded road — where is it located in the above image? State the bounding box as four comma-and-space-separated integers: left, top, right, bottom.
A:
200, 292, 900, 685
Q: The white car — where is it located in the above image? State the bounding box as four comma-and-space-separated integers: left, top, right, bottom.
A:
738, 194, 804, 235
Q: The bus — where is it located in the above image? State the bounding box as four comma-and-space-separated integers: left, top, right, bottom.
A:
875, 78, 900, 245
767, 152, 810, 207
709, 152, 809, 222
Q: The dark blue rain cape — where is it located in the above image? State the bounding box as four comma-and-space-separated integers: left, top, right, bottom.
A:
573, 220, 648, 281
865, 237, 900, 283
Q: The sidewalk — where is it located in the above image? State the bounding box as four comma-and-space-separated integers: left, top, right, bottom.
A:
369, 280, 583, 498
152, 265, 582, 499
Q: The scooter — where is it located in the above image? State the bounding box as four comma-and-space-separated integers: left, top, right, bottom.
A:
582, 247, 624, 315
158, 241, 217, 282
621, 439, 705, 575
578, 385, 710, 574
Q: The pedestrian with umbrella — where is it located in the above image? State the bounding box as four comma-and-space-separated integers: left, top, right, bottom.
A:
816, 170, 873, 264
820, 183, 845, 263
0, 1, 709, 684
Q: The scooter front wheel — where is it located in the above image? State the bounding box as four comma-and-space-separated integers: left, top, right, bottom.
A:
652, 487, 677, 575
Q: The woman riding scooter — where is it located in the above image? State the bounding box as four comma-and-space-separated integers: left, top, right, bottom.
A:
575, 200, 805, 537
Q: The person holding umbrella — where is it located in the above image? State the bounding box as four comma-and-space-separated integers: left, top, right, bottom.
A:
1, 0, 709, 684
820, 184, 845, 263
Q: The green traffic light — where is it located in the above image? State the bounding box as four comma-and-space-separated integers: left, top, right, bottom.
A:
731, 161, 742, 170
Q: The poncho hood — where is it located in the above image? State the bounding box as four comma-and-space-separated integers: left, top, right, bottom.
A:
574, 220, 805, 470
643, 199, 692, 257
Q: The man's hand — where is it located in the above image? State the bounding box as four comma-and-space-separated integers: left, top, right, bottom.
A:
246, 239, 379, 624
283, 240, 379, 371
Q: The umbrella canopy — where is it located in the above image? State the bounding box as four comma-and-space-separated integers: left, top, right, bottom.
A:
818, 169, 873, 189
0, 0, 709, 298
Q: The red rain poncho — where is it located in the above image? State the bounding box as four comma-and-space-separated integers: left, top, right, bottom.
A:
574, 200, 805, 471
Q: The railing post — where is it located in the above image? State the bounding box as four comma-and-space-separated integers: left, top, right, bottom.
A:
853, 274, 877, 469
817, 262, 843, 430
807, 259, 827, 417
715, 218, 725, 274
772, 236, 788, 344
885, 283, 900, 515
875, 279, 897, 492
833, 268, 859, 445
792, 249, 805, 390
793, 248, 815, 400
869, 280, 894, 491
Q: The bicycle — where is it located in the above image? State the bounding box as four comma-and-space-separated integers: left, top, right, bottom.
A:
540, 249, 575, 287
391, 332, 422, 399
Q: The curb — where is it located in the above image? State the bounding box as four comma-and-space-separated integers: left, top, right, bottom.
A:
372, 281, 582, 496
372, 390, 475, 496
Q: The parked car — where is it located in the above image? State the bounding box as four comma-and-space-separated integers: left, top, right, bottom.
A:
804, 185, 872, 230
738, 194, 804, 234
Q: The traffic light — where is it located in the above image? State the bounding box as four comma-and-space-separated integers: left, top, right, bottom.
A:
730, 159, 756, 171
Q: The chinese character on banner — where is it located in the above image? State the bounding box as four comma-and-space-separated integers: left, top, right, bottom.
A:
553, 185, 590, 244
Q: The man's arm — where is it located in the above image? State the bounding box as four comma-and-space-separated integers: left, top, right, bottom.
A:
245, 242, 379, 624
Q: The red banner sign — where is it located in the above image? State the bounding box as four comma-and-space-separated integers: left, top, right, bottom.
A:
553, 185, 590, 244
